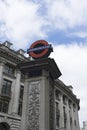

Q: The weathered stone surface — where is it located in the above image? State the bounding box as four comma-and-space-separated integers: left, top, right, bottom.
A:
27, 81, 40, 130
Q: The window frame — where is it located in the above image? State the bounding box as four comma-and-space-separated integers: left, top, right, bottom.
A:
3, 64, 15, 76
18, 85, 24, 116
0, 99, 9, 113
1, 79, 12, 97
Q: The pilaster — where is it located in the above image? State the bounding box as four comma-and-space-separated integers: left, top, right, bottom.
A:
66, 98, 70, 130
0, 62, 4, 93
21, 77, 28, 130
12, 69, 21, 114
75, 105, 80, 130
70, 102, 75, 130
59, 93, 64, 128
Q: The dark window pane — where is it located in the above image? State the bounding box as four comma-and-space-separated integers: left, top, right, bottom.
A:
3, 101, 9, 113
21, 73, 25, 79
56, 102, 60, 128
18, 102, 22, 116
19, 86, 24, 100
0, 101, 2, 111
55, 90, 60, 101
0, 100, 9, 113
1, 79, 12, 97
4, 64, 14, 75
18, 85, 24, 116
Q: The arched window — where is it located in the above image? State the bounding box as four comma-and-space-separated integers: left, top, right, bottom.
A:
0, 122, 10, 130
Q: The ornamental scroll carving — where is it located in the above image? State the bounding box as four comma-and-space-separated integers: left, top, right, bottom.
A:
27, 81, 40, 130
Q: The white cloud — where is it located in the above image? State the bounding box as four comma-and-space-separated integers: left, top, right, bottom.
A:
0, 0, 47, 49
50, 43, 87, 126
45, 0, 87, 29
0, 0, 87, 50
69, 31, 87, 38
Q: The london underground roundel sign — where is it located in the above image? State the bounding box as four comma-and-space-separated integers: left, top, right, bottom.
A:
27, 40, 53, 59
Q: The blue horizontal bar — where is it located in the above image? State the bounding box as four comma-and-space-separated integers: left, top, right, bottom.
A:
27, 44, 52, 53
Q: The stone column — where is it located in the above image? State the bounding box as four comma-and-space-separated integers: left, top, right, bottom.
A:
59, 93, 64, 128
75, 105, 80, 130
70, 103, 75, 130
21, 75, 28, 130
66, 99, 70, 130
12, 69, 21, 114
40, 76, 50, 130
0, 62, 4, 93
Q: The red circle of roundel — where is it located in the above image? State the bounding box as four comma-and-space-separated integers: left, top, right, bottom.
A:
29, 40, 49, 59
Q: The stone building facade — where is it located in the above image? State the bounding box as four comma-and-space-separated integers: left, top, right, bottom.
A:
0, 41, 80, 130
82, 121, 87, 130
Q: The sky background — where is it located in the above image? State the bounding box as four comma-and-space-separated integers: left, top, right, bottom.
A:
0, 0, 87, 128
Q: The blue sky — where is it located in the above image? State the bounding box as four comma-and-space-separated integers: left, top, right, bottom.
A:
0, 0, 87, 128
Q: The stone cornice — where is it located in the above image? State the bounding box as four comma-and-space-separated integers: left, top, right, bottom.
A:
18, 58, 62, 79
0, 44, 28, 64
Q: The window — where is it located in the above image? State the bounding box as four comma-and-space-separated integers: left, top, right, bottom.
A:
73, 104, 76, 112
56, 102, 60, 116
21, 73, 25, 80
74, 120, 76, 126
70, 117, 72, 126
18, 85, 24, 116
0, 100, 9, 113
56, 102, 60, 128
28, 70, 42, 77
19, 85, 24, 100
4, 64, 14, 76
69, 110, 72, 128
63, 106, 67, 128
18, 102, 22, 116
55, 90, 60, 101
63, 95, 67, 105
1, 79, 12, 97
69, 100, 72, 108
